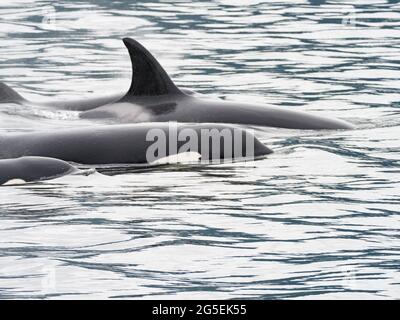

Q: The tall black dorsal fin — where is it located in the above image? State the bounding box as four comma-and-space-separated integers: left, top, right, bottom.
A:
121, 38, 182, 99
0, 82, 25, 103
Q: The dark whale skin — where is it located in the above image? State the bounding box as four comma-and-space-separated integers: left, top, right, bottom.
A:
0, 157, 76, 185
0, 124, 272, 165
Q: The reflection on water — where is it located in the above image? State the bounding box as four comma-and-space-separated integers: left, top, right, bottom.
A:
0, 0, 399, 299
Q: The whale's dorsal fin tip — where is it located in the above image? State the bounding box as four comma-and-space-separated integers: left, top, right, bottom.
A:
0, 82, 24, 104
121, 38, 182, 99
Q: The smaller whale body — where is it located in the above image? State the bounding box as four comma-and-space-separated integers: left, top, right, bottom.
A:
0, 123, 272, 165
80, 38, 354, 130
0, 157, 76, 185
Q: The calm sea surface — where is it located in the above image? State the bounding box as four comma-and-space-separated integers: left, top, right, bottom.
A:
0, 0, 399, 299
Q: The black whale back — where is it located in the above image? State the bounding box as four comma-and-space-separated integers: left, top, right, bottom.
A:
0, 157, 74, 185
0, 82, 25, 104
120, 38, 182, 99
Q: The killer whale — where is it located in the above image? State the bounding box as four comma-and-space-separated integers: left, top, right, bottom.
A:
1, 39, 353, 129
0, 123, 272, 165
0, 82, 196, 112
0, 156, 77, 185
80, 38, 354, 130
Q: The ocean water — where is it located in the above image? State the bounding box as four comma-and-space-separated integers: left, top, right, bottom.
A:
0, 0, 399, 299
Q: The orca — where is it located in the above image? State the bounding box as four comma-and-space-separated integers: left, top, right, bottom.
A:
0, 123, 272, 165
80, 38, 354, 130
0, 82, 196, 112
0, 156, 77, 185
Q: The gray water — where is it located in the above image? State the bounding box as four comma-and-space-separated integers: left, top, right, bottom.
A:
0, 0, 399, 299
